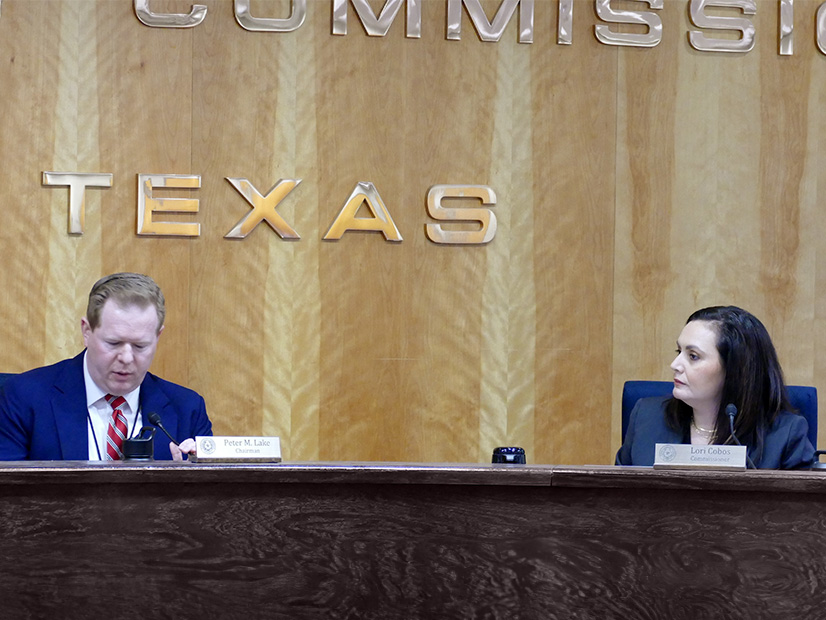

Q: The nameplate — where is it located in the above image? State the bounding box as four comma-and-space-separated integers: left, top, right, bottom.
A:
653, 443, 746, 471
190, 436, 282, 463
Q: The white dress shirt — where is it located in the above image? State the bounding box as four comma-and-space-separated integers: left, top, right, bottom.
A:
83, 352, 141, 461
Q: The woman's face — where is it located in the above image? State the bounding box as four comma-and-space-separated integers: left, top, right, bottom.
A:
670, 320, 726, 411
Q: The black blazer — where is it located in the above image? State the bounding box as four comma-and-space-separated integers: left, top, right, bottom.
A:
616, 396, 814, 469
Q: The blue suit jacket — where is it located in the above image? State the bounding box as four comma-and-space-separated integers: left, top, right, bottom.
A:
0, 352, 213, 461
616, 396, 814, 469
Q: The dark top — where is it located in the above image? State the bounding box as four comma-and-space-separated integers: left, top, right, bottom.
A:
0, 352, 212, 460
615, 396, 815, 469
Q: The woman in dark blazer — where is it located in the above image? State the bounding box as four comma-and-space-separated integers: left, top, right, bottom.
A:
616, 306, 814, 469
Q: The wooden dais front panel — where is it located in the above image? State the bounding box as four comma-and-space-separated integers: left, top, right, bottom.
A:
0, 462, 824, 619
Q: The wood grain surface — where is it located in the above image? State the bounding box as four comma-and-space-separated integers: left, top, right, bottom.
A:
1, 463, 826, 619
0, 1, 823, 464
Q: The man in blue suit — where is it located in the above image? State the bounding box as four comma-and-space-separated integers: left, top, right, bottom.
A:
0, 273, 212, 461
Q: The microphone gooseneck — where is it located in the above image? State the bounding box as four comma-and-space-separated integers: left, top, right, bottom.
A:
725, 403, 756, 469
148, 412, 179, 446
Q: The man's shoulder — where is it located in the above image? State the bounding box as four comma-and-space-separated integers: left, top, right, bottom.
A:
6, 354, 82, 388
142, 372, 204, 403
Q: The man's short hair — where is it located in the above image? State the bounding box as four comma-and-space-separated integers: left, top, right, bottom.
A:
86, 272, 165, 332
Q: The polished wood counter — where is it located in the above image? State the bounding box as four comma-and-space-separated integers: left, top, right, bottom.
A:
1, 462, 825, 619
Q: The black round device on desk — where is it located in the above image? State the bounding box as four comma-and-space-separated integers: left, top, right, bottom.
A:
812, 450, 826, 471
492, 446, 526, 464
123, 427, 156, 461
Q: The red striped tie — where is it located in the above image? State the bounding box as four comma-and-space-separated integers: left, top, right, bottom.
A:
105, 394, 128, 460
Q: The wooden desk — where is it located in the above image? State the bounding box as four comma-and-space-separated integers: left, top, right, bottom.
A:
1, 462, 824, 619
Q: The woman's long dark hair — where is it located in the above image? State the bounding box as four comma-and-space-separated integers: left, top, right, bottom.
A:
664, 306, 792, 448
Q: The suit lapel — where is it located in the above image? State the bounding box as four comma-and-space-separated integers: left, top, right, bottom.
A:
48, 360, 178, 461
52, 353, 92, 460
139, 374, 176, 459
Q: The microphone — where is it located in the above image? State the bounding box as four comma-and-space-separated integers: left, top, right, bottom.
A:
726, 403, 756, 469
148, 412, 179, 446
726, 403, 739, 440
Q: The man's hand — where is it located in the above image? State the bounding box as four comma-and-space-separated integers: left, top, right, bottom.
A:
170, 438, 197, 461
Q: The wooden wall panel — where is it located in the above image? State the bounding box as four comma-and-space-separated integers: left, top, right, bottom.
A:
612, 0, 825, 451
0, 1, 61, 366
314, 6, 503, 462
0, 0, 824, 464
813, 4, 826, 453
189, 0, 283, 440
755, 2, 817, 399
532, 1, 616, 465
46, 1, 98, 363
96, 0, 195, 387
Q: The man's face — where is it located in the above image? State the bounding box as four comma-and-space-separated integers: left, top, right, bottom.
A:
81, 299, 163, 396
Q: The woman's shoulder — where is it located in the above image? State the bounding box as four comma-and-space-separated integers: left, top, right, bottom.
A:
631, 395, 671, 414
764, 408, 811, 448
760, 409, 814, 469
770, 409, 808, 430
628, 396, 672, 429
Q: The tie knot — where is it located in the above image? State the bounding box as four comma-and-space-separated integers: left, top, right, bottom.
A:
105, 394, 126, 411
